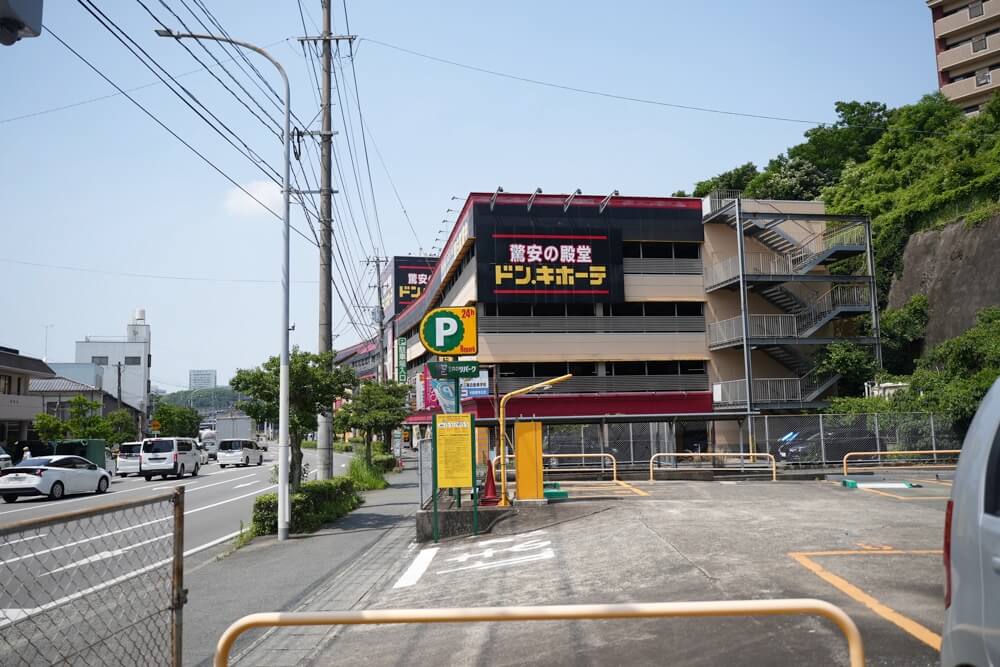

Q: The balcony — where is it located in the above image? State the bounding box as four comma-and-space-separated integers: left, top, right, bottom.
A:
934, 1, 1000, 39
938, 31, 1000, 71
478, 316, 705, 334
497, 374, 709, 395
0, 394, 43, 421
941, 68, 1000, 103
712, 374, 839, 408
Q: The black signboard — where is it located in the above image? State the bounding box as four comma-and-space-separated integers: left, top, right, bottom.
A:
476, 225, 624, 303
393, 256, 436, 315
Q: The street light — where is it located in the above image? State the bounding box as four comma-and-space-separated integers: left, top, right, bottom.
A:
497, 373, 572, 507
42, 324, 54, 361
156, 27, 293, 541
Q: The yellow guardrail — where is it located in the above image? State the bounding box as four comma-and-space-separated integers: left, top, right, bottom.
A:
491, 453, 619, 482
215, 599, 863, 667
648, 452, 777, 482
841, 449, 962, 476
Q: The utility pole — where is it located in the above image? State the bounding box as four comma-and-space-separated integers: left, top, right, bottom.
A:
364, 256, 388, 383
316, 0, 334, 481
116, 362, 123, 410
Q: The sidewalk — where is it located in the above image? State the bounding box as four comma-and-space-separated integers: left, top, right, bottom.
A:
183, 455, 420, 667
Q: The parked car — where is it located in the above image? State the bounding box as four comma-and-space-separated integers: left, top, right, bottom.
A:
0, 455, 111, 502
203, 439, 219, 460
140, 438, 201, 481
116, 442, 142, 477
217, 439, 264, 468
104, 447, 117, 476
941, 378, 1000, 666
195, 442, 210, 466
0, 446, 10, 470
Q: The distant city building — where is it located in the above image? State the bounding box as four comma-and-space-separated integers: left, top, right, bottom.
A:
927, 0, 1000, 114
189, 369, 217, 390
74, 309, 152, 420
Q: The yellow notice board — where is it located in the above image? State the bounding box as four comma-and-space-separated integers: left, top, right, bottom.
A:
434, 413, 473, 488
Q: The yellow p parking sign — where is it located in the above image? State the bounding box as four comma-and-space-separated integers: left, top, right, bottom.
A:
419, 307, 478, 356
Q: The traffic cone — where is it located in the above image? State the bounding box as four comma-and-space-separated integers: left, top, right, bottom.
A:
480, 458, 500, 506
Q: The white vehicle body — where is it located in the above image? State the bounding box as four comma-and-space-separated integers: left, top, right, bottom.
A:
217, 439, 263, 468
199, 429, 218, 459
941, 378, 1000, 667
0, 446, 10, 470
195, 442, 209, 465
0, 455, 111, 502
140, 438, 200, 480
116, 442, 142, 476
215, 415, 255, 442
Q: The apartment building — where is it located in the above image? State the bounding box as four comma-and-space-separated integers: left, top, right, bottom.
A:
0, 346, 54, 446
389, 191, 878, 453
928, 0, 1000, 113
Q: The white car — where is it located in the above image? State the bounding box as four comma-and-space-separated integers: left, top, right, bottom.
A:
941, 378, 1000, 666
116, 442, 142, 476
0, 455, 111, 503
140, 437, 201, 481
0, 446, 10, 470
217, 439, 264, 468
195, 442, 210, 466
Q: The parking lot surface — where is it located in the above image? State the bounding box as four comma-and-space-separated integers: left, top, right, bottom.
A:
314, 478, 949, 666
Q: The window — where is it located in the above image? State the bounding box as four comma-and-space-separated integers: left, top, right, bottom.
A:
0, 375, 10, 394
566, 303, 595, 317
640, 242, 673, 259
985, 424, 1000, 516
623, 242, 642, 258
124, 356, 141, 366
500, 303, 532, 317
532, 303, 566, 317
148, 353, 152, 368
567, 362, 597, 377
91, 356, 109, 366
643, 303, 677, 317
679, 361, 707, 375
610, 361, 645, 376
178, 441, 192, 452
647, 361, 680, 375
15, 377, 21, 395
970, 0, 984, 18
499, 364, 534, 378
143, 440, 174, 453
609, 303, 644, 317
973, 33, 988, 51
977, 67, 991, 86
673, 243, 700, 259
534, 362, 568, 378
676, 302, 704, 317
482, 303, 497, 316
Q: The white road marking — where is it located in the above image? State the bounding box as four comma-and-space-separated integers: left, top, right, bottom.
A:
393, 547, 439, 588
41, 534, 171, 576
233, 481, 259, 490
436, 549, 555, 574
2, 533, 48, 546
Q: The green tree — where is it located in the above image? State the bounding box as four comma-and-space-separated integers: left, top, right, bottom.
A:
65, 395, 111, 440
152, 403, 202, 438
160, 386, 241, 412
231, 347, 355, 489
815, 342, 877, 396
788, 100, 890, 180
744, 155, 827, 200
333, 381, 411, 466
879, 294, 930, 375
105, 409, 139, 446
34, 413, 68, 442
691, 162, 759, 197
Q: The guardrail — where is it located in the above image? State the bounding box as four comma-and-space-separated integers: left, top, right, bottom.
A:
214, 599, 864, 667
492, 453, 618, 482
649, 452, 777, 482
841, 449, 962, 476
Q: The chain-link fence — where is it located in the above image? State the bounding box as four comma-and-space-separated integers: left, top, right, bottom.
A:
752, 413, 962, 466
0, 489, 184, 666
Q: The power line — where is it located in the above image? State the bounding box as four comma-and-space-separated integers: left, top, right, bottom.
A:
0, 257, 319, 284
363, 122, 424, 253
43, 24, 316, 247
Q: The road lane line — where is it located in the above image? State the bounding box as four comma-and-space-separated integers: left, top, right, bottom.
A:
41, 533, 171, 576
393, 547, 439, 588
233, 481, 259, 489
789, 551, 942, 650
1, 533, 48, 546
154, 473, 257, 493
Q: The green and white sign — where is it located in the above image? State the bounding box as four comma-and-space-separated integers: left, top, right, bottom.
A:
418, 307, 478, 356
396, 336, 407, 382
428, 361, 480, 379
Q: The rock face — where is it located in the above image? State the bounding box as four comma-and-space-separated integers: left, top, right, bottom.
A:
888, 215, 1000, 347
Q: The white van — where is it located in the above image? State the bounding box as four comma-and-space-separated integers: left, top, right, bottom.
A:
217, 439, 264, 468
140, 437, 201, 481
116, 442, 142, 477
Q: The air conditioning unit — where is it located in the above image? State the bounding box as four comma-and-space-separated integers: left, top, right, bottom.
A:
0, 1, 43, 46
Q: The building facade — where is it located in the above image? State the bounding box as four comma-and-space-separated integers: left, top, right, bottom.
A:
389, 191, 877, 454
29, 376, 143, 426
189, 369, 217, 390
75, 309, 152, 420
928, 0, 1000, 113
0, 346, 54, 446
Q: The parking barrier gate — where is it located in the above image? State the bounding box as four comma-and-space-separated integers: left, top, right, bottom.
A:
492, 452, 619, 483
648, 452, 777, 482
841, 449, 962, 476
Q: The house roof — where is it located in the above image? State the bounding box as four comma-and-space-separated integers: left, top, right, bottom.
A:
0, 347, 55, 378
29, 377, 99, 393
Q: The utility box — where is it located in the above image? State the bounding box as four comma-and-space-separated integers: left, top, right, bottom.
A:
514, 421, 544, 501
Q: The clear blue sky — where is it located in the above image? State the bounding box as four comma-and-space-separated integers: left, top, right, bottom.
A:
0, 1, 937, 390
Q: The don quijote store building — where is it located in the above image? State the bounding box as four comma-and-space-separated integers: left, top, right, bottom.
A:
393, 190, 877, 463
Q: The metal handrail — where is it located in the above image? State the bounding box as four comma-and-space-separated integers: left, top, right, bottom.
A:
215, 600, 864, 667
492, 453, 618, 482
842, 450, 962, 476
648, 452, 777, 481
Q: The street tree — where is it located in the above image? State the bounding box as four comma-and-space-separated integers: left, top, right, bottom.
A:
231, 347, 355, 489
105, 409, 139, 445
151, 403, 201, 438
33, 413, 68, 442
333, 381, 411, 466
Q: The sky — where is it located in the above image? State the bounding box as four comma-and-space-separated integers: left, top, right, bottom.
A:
0, 1, 938, 391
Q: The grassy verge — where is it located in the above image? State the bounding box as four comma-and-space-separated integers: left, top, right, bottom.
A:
348, 456, 388, 490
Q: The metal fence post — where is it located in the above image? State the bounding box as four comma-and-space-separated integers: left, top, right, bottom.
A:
763, 415, 770, 459
818, 413, 827, 465
873, 413, 881, 463
738, 420, 745, 472
929, 414, 938, 462
171, 486, 186, 667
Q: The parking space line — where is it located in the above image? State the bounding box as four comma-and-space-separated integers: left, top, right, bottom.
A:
789, 551, 942, 650
614, 480, 649, 497
393, 547, 439, 588
861, 488, 949, 501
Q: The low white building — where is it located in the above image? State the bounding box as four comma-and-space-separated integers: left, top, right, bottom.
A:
75, 309, 152, 419
0, 346, 54, 446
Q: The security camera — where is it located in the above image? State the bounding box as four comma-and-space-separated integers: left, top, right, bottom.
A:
0, 1, 43, 46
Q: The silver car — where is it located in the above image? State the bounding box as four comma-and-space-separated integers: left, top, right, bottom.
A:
941, 378, 1000, 666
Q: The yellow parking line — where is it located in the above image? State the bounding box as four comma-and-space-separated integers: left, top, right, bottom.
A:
614, 480, 649, 496
789, 551, 941, 651
861, 488, 949, 501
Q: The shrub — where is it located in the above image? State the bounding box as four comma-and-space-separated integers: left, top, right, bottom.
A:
372, 452, 396, 473
333, 440, 352, 453
301, 439, 318, 449
251, 477, 362, 535
348, 456, 388, 490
